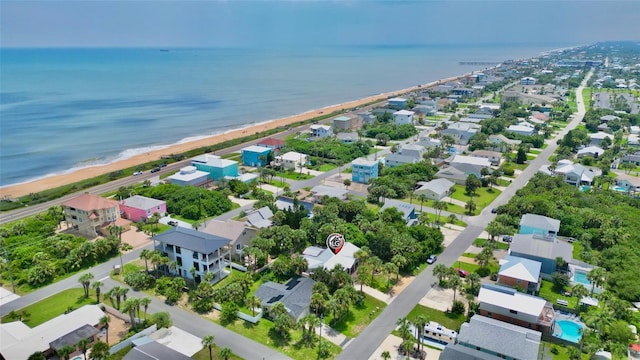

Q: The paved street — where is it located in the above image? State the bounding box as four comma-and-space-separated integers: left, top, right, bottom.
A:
337, 70, 593, 359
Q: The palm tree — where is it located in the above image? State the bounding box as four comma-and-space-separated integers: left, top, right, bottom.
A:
139, 297, 151, 320
201, 335, 216, 360
432, 264, 448, 286
122, 297, 140, 328
247, 295, 261, 317
78, 273, 94, 298
571, 284, 589, 310
219, 347, 233, 360
92, 280, 103, 303
99, 315, 111, 344
396, 317, 412, 341
412, 315, 428, 354
432, 200, 448, 225
77, 338, 90, 360
586, 267, 606, 296
449, 275, 463, 304
89, 341, 110, 360
57, 344, 76, 360
380, 350, 391, 360
140, 249, 151, 273
466, 272, 482, 296
417, 194, 428, 212
475, 247, 494, 269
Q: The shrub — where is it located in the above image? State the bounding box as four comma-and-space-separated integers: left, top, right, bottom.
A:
124, 272, 155, 290
220, 302, 239, 324
550, 346, 560, 355
451, 300, 466, 315
475, 267, 491, 278
502, 164, 515, 176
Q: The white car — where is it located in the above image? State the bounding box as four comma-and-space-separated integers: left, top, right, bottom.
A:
133, 171, 143, 176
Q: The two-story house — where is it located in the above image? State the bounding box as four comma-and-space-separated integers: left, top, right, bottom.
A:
119, 195, 166, 222
241, 145, 272, 167
351, 157, 379, 184
275, 151, 307, 170
393, 110, 415, 125
62, 193, 120, 237
191, 154, 239, 181
152, 227, 231, 284
310, 124, 332, 138
519, 213, 560, 237
439, 122, 479, 145
509, 234, 573, 274
332, 116, 352, 130
201, 219, 257, 260
387, 97, 408, 110
554, 161, 600, 187
497, 255, 542, 294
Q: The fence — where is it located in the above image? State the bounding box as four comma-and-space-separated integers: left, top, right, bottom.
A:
109, 324, 157, 354
213, 302, 263, 324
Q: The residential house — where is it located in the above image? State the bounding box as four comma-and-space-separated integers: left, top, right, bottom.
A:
201, 219, 257, 259
241, 145, 272, 167
412, 104, 437, 116
467, 113, 494, 120
588, 132, 614, 146
614, 173, 640, 194
470, 149, 502, 166
379, 199, 417, 225
385, 154, 420, 168
628, 135, 640, 147
387, 97, 408, 109
501, 90, 558, 105
434, 166, 470, 185
310, 124, 332, 138
509, 234, 573, 274
600, 115, 620, 123
478, 284, 555, 335
310, 185, 348, 202
245, 206, 274, 229
275, 151, 307, 170
191, 154, 239, 181
332, 116, 352, 130
441, 315, 541, 360
577, 146, 605, 158
393, 110, 415, 125
255, 277, 316, 322
519, 213, 560, 237
167, 166, 210, 187
452, 88, 476, 98
520, 77, 537, 85
302, 242, 360, 274
152, 227, 231, 283
440, 122, 479, 145
447, 155, 492, 178
119, 195, 166, 222
531, 112, 549, 123
123, 341, 192, 360
257, 137, 285, 151
458, 117, 483, 124
621, 152, 640, 165
351, 157, 379, 184
62, 193, 120, 237
0, 305, 106, 360
358, 111, 377, 125
414, 178, 455, 201
488, 134, 522, 152
416, 138, 442, 149
336, 132, 359, 144
506, 124, 536, 136
554, 161, 600, 186
497, 255, 542, 294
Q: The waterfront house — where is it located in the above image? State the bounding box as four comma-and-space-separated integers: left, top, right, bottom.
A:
488, 134, 521, 152
310, 185, 348, 202
257, 137, 285, 151
62, 193, 120, 237
152, 227, 231, 283
302, 242, 360, 274
119, 195, 166, 222
310, 124, 332, 138
167, 166, 210, 187
255, 277, 316, 322
478, 284, 555, 335
245, 206, 274, 229
439, 122, 479, 145
201, 219, 257, 259
519, 213, 560, 237
441, 315, 541, 360
379, 199, 417, 225
241, 145, 272, 167
351, 157, 379, 184
497, 255, 542, 294
509, 234, 573, 274
470, 149, 502, 166
0, 305, 106, 360
414, 178, 454, 201
332, 116, 352, 130
275, 151, 307, 170
393, 110, 415, 125
191, 154, 239, 181
387, 97, 408, 110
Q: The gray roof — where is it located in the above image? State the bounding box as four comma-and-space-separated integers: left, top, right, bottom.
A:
519, 213, 560, 233
456, 315, 541, 360
152, 227, 230, 254
336, 132, 359, 141
509, 234, 573, 261
49, 324, 99, 351
122, 195, 165, 211
385, 153, 419, 165
200, 219, 247, 240
414, 178, 454, 196
123, 341, 192, 360
246, 206, 274, 229
255, 277, 316, 320
441, 343, 504, 360
311, 185, 348, 199
380, 199, 415, 220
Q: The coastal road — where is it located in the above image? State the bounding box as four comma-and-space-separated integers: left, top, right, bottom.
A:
337, 70, 593, 359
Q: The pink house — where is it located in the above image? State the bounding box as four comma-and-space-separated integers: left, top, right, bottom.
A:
119, 195, 166, 222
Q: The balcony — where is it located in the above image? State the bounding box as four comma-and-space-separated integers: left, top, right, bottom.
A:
538, 303, 555, 327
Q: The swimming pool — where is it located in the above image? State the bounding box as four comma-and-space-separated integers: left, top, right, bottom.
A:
572, 271, 591, 286
580, 185, 591, 192
612, 185, 627, 192
554, 320, 583, 343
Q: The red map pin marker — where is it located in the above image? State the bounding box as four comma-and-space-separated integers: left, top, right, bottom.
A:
327, 233, 345, 255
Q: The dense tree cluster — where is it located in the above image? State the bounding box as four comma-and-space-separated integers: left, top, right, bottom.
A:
367, 161, 437, 203
284, 137, 372, 165
361, 122, 418, 141
137, 184, 232, 220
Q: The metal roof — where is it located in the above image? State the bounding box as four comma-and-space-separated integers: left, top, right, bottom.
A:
152, 227, 230, 254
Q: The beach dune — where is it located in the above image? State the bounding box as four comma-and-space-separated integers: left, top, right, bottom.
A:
0, 75, 465, 199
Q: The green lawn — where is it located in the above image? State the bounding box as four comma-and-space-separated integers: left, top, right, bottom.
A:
473, 238, 510, 250
405, 304, 467, 332
279, 171, 314, 181
454, 261, 499, 278
538, 280, 578, 309
222, 152, 242, 160
265, 179, 287, 188
526, 154, 536, 160
1, 288, 97, 327
542, 341, 588, 360
325, 294, 386, 337
513, 163, 528, 171
192, 346, 244, 360
318, 164, 337, 172
448, 186, 502, 211
530, 149, 542, 154
416, 211, 467, 227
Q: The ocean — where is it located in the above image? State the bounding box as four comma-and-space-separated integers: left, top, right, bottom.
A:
0, 44, 568, 186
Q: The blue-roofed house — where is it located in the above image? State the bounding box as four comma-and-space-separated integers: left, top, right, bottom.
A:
191, 154, 238, 181
152, 227, 231, 284
518, 213, 560, 237
380, 199, 417, 225
255, 277, 316, 322
351, 157, 378, 184
241, 145, 272, 167
497, 255, 542, 294
167, 166, 210, 187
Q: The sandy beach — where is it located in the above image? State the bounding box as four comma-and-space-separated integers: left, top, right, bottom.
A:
0, 74, 467, 199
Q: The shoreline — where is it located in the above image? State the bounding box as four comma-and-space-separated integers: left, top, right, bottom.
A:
0, 72, 470, 199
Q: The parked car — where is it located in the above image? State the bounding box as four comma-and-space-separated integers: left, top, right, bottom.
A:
167, 220, 178, 227
132, 171, 143, 176
150, 167, 161, 173
568, 237, 576, 243
502, 235, 513, 243
491, 207, 497, 214
427, 255, 437, 264
160, 162, 167, 168
457, 268, 469, 278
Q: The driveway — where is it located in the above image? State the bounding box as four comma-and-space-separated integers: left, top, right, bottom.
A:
159, 216, 192, 229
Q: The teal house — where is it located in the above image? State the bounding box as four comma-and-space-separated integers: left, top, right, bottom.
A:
351, 157, 379, 184
241, 145, 272, 167
518, 213, 560, 238
191, 154, 238, 180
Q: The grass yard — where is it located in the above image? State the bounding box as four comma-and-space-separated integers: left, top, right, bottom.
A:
318, 164, 337, 172
530, 149, 542, 154
473, 238, 510, 250
406, 304, 466, 332
448, 186, 502, 211
416, 211, 467, 227
222, 152, 242, 160
279, 171, 314, 181
455, 261, 499, 278
325, 294, 387, 337
542, 341, 589, 360
192, 346, 244, 360
538, 280, 578, 309
513, 163, 528, 171
265, 179, 287, 188
526, 154, 536, 160
1, 288, 97, 327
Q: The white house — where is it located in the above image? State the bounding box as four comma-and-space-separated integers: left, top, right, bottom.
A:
589, 132, 613, 146
310, 124, 332, 138
506, 124, 536, 136
577, 146, 605, 158
276, 151, 307, 170
302, 242, 360, 274
440, 122, 480, 145
554, 161, 600, 186
449, 155, 492, 177
414, 178, 455, 200
393, 110, 415, 125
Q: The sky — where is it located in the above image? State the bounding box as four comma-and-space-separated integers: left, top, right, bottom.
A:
2, 1, 639, 48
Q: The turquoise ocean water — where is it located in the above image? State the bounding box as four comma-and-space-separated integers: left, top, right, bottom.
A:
0, 44, 566, 186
